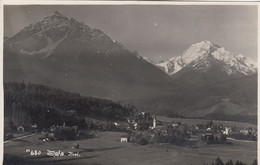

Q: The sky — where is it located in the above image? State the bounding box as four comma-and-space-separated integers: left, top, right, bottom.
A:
4, 5, 258, 62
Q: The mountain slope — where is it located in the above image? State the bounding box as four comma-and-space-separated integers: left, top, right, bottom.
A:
4, 12, 173, 101
121, 74, 257, 124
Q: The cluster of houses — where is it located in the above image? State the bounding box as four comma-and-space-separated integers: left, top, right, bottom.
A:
40, 123, 79, 141
121, 112, 156, 143
195, 122, 258, 143
121, 114, 188, 144
120, 114, 258, 144
239, 128, 257, 136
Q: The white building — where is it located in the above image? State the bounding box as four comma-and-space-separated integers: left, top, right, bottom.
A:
152, 115, 156, 129
133, 123, 138, 130
120, 136, 129, 143
223, 127, 232, 135
240, 129, 249, 135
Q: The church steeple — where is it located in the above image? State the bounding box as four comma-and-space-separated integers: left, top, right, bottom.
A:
153, 115, 156, 129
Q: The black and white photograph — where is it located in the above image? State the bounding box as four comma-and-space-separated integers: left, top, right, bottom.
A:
2, 2, 258, 165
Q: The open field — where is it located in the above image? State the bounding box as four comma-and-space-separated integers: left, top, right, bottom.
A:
157, 116, 257, 129
4, 131, 257, 165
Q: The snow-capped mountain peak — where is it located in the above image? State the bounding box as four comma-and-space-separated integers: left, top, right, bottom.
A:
156, 41, 257, 76
142, 57, 155, 64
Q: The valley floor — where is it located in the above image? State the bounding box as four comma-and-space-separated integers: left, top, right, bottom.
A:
4, 131, 257, 165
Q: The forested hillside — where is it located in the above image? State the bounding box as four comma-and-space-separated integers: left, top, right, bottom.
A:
4, 82, 135, 129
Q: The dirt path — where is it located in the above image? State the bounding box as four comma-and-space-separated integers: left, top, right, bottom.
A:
4, 133, 36, 144
227, 137, 256, 143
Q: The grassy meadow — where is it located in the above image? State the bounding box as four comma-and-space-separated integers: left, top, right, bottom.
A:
4, 130, 257, 165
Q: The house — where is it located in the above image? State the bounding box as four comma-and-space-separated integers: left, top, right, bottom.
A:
133, 123, 138, 130
172, 123, 179, 128
31, 124, 37, 129
114, 122, 119, 127
120, 135, 130, 143
127, 117, 136, 124
223, 127, 232, 135
141, 112, 151, 121
201, 133, 227, 144
201, 133, 214, 144
17, 126, 24, 132
127, 118, 131, 123
240, 129, 249, 135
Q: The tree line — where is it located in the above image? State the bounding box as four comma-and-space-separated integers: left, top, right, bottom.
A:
191, 157, 257, 165
4, 82, 135, 129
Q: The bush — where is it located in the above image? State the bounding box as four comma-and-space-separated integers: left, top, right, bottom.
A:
54, 126, 78, 140
131, 131, 151, 145
137, 138, 149, 145
4, 133, 14, 141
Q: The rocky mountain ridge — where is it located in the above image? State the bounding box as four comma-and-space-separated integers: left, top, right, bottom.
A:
156, 40, 257, 76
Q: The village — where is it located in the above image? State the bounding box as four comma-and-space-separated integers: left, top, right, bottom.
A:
5, 110, 257, 148
4, 109, 258, 165
119, 112, 257, 145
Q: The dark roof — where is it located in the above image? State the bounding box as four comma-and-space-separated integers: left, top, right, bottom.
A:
121, 135, 130, 138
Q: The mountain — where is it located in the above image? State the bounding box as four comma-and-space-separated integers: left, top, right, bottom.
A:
156, 40, 257, 77
122, 41, 257, 124
4, 12, 173, 101
4, 12, 257, 124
